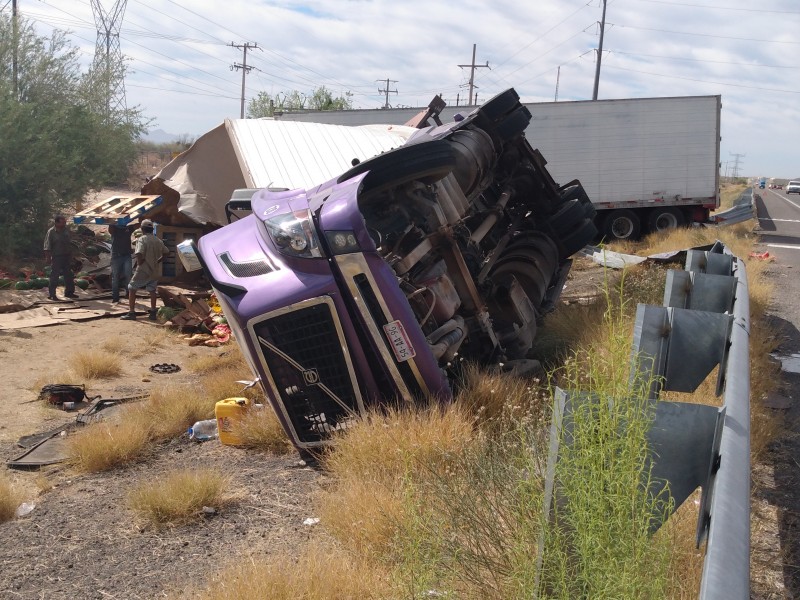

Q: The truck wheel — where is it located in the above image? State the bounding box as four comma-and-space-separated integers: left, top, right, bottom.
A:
558, 181, 596, 220
647, 207, 685, 233
559, 218, 598, 258
478, 89, 520, 122
337, 139, 456, 196
548, 199, 584, 235
494, 106, 532, 142
602, 209, 641, 241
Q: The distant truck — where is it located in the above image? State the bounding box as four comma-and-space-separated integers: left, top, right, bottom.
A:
759, 178, 767, 189
276, 95, 722, 241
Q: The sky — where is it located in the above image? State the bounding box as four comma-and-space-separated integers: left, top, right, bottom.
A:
11, 0, 800, 179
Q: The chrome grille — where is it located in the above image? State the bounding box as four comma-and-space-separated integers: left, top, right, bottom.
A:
253, 301, 359, 443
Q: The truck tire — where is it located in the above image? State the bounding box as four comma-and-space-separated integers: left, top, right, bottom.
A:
559, 218, 597, 258
478, 89, 520, 123
548, 199, 584, 235
558, 181, 596, 220
337, 139, 456, 196
647, 207, 685, 233
494, 106, 532, 142
602, 209, 641, 241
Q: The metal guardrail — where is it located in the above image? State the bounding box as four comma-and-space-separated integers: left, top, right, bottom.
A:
709, 187, 756, 226
549, 240, 750, 599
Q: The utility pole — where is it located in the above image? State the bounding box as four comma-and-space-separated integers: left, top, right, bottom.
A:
12, 0, 18, 99
729, 152, 745, 178
458, 44, 490, 106
376, 78, 398, 109
592, 0, 607, 101
230, 42, 258, 118
555, 66, 561, 102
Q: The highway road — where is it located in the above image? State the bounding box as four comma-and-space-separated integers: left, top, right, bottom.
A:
751, 186, 800, 599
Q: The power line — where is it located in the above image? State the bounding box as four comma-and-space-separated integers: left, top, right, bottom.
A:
458, 44, 490, 106
608, 49, 798, 69
615, 23, 800, 44
631, 0, 800, 14
602, 63, 800, 94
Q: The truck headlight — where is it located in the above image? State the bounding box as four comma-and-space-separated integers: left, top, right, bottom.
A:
264, 210, 322, 258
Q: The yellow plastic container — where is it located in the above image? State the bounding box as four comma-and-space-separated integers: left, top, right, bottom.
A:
215, 397, 250, 446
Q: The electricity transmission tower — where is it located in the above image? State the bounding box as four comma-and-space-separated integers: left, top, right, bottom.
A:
90, 0, 128, 120
729, 152, 745, 178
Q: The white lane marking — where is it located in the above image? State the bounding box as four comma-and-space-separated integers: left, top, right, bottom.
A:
765, 244, 800, 250
759, 217, 800, 223
767, 189, 800, 210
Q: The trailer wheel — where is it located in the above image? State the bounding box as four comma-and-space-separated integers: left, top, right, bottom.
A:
602, 209, 641, 241
338, 139, 456, 196
647, 207, 685, 233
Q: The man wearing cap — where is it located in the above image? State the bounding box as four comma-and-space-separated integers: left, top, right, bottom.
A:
120, 219, 169, 321
107, 222, 138, 303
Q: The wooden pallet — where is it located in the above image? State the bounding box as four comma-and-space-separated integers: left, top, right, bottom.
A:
73, 195, 163, 226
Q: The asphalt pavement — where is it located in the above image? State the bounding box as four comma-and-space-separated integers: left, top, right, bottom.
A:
752, 186, 800, 598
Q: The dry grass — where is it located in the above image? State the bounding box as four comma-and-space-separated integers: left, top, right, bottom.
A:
67, 416, 151, 472
195, 546, 391, 600
186, 345, 247, 374
100, 336, 127, 355
137, 383, 218, 442
68, 349, 124, 380
128, 468, 232, 527
661, 490, 705, 599
0, 473, 21, 523
316, 403, 477, 559
235, 406, 293, 454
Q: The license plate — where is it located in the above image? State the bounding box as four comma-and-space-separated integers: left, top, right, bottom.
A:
383, 320, 416, 363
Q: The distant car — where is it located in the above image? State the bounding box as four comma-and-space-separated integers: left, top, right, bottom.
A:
776, 184, 783, 189
787, 181, 800, 195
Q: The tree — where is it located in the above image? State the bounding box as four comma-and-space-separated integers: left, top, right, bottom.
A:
247, 86, 352, 118
0, 14, 149, 259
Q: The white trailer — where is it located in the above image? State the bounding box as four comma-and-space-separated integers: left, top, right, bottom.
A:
274, 94, 721, 240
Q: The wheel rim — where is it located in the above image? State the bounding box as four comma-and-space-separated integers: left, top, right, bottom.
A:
654, 212, 679, 231
611, 217, 634, 238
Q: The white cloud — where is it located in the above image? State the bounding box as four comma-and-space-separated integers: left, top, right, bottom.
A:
19, 0, 800, 177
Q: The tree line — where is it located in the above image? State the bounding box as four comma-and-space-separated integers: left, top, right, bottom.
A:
0, 14, 352, 262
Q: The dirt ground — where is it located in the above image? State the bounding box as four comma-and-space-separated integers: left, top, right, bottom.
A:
0, 246, 796, 598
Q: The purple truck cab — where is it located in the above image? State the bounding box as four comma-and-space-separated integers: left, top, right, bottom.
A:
195, 88, 598, 451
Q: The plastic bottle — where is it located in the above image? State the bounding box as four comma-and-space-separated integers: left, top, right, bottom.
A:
188, 419, 218, 442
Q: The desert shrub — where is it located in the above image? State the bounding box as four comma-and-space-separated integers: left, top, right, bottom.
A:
195, 547, 391, 600
0, 474, 21, 523
235, 406, 293, 454
67, 416, 151, 472
68, 349, 124, 379
128, 468, 231, 527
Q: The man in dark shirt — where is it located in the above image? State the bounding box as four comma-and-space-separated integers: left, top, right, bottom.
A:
108, 222, 138, 303
43, 215, 76, 300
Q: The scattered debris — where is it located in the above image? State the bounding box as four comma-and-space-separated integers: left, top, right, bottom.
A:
302, 517, 320, 526
149, 363, 181, 374
15, 503, 35, 517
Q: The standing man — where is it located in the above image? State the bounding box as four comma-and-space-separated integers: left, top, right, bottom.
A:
120, 219, 169, 321
107, 222, 138, 303
43, 215, 77, 301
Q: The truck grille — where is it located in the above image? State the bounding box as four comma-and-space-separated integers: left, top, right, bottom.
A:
252, 301, 360, 443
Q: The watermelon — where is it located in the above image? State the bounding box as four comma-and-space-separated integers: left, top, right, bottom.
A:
0, 279, 12, 289
14, 281, 31, 290
28, 279, 45, 290
75, 279, 89, 290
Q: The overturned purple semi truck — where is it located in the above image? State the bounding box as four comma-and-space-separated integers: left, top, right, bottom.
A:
191, 89, 597, 451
